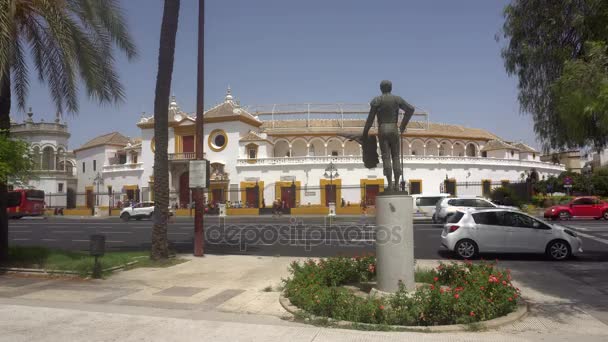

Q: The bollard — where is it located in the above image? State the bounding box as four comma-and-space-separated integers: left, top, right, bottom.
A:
89, 234, 106, 278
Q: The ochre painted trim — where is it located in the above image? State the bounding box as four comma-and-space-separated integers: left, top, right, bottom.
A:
226, 208, 259, 215
204, 115, 262, 127
239, 181, 264, 208
85, 186, 94, 191
208, 129, 228, 152
320, 178, 341, 207
274, 180, 301, 206
123, 185, 139, 190
360, 179, 384, 204
445, 178, 457, 196
291, 206, 329, 215
409, 179, 422, 195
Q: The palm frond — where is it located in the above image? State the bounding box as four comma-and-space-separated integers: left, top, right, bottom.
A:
11, 37, 29, 110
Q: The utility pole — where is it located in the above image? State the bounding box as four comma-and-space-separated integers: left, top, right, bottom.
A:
193, 0, 205, 256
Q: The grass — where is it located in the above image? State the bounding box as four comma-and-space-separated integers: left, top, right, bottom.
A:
2, 246, 185, 277
414, 267, 437, 284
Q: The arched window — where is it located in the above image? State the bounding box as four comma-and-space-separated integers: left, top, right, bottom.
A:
465, 144, 477, 157
32, 146, 41, 170
56, 148, 65, 170
42, 146, 54, 170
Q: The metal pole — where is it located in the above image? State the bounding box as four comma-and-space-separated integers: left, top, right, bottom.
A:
400, 132, 404, 191
193, 0, 205, 257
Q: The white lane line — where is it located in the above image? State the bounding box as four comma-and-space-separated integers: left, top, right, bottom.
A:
52, 231, 83, 234
106, 240, 125, 243
41, 239, 58, 241
168, 232, 189, 235
11, 238, 30, 241
10, 230, 32, 233
99, 231, 132, 234
576, 232, 608, 245
72, 240, 89, 242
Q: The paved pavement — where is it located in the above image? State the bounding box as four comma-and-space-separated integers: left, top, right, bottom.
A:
1, 255, 607, 341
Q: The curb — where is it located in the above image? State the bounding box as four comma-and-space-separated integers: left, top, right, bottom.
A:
279, 294, 528, 332
0, 261, 139, 277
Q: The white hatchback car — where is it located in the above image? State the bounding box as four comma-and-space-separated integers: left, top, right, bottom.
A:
120, 202, 174, 221
434, 197, 518, 223
440, 208, 583, 260
412, 193, 451, 220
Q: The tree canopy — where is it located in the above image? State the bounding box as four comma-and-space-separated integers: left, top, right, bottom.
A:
500, 0, 608, 152
0, 134, 32, 184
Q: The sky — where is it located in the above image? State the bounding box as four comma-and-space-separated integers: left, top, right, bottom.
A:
11, 0, 536, 149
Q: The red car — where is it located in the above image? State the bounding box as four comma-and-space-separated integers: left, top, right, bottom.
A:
544, 196, 608, 221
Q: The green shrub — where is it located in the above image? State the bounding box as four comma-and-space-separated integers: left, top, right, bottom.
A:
490, 187, 522, 207
283, 258, 520, 327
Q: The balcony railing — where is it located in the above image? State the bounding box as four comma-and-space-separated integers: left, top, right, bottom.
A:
236, 155, 566, 172
102, 162, 144, 173
168, 152, 196, 161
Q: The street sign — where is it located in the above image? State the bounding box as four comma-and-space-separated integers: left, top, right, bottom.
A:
564, 184, 573, 188
564, 176, 573, 185
189, 159, 210, 188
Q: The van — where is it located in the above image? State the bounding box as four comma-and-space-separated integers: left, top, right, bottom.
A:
411, 193, 451, 220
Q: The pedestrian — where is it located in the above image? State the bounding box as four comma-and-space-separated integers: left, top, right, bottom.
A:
341, 198, 346, 207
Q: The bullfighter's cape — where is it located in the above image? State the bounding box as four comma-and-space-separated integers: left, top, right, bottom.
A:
338, 134, 379, 169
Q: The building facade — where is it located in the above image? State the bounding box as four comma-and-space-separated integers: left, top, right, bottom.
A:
9, 109, 77, 208
128, 88, 565, 211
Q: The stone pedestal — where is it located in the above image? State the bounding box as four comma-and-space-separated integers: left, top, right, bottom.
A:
375, 193, 415, 293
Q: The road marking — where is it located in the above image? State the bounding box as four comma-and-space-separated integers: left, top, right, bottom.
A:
41, 239, 58, 241
99, 231, 132, 234
52, 231, 83, 234
72, 239, 89, 242
11, 238, 30, 241
106, 240, 125, 243
168, 232, 189, 235
576, 232, 608, 245
10, 230, 32, 233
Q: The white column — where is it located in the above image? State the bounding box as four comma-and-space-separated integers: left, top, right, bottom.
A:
375, 194, 415, 292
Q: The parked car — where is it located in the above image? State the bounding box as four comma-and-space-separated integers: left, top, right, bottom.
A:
120, 202, 174, 221
434, 197, 518, 223
441, 208, 583, 260
411, 193, 451, 219
544, 196, 608, 221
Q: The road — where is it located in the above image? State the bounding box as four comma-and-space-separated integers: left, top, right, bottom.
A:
7, 216, 608, 260
7, 215, 608, 325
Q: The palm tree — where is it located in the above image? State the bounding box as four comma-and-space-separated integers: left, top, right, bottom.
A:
0, 0, 136, 261
151, 0, 180, 260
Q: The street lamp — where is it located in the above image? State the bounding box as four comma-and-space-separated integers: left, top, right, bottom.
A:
324, 161, 339, 206
93, 172, 104, 206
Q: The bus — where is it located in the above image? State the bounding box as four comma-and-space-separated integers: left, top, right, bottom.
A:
7, 189, 45, 218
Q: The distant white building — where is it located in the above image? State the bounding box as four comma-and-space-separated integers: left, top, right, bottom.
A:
9, 108, 77, 208
73, 132, 142, 208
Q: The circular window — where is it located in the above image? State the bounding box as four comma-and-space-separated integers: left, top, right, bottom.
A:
208, 129, 228, 152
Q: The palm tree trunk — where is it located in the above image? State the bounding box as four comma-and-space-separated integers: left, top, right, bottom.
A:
151, 0, 180, 260
0, 69, 11, 261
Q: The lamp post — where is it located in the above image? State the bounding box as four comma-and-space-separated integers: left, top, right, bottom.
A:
324, 161, 339, 206
93, 172, 103, 207
194, 0, 205, 256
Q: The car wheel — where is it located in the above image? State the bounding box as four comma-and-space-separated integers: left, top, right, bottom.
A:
546, 240, 571, 261
558, 211, 571, 220
455, 239, 478, 259
120, 213, 130, 222
603, 210, 608, 220
135, 217, 142, 221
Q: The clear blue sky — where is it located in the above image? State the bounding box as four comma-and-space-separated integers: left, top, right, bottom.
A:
12, 0, 535, 149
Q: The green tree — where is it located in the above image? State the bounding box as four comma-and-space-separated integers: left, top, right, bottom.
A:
151, 0, 180, 260
0, 135, 32, 184
499, 0, 608, 151
0, 0, 136, 261
591, 167, 608, 196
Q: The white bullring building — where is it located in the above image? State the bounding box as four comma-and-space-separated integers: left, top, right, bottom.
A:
111, 87, 565, 213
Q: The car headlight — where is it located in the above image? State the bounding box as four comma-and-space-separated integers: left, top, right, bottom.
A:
551, 208, 555, 212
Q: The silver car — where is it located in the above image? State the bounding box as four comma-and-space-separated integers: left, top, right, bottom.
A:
434, 197, 517, 223
440, 208, 583, 260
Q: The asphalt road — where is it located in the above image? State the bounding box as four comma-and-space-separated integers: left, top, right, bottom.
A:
7, 215, 608, 260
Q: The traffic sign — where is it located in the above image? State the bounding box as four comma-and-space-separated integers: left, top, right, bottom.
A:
564, 176, 573, 185
189, 159, 210, 188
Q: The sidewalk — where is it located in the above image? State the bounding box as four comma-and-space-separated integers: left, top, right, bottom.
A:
1, 255, 607, 341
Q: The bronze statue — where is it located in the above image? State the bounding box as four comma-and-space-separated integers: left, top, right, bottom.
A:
363, 80, 415, 191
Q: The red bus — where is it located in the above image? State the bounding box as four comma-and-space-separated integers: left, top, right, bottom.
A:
7, 189, 45, 219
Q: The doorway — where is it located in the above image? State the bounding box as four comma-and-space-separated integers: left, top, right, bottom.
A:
179, 172, 190, 207
365, 185, 380, 206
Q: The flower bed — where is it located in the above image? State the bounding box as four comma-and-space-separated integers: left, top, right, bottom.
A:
283, 256, 520, 326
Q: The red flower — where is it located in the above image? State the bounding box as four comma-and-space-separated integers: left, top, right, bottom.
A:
379, 305, 385, 310
316, 299, 320, 303
440, 288, 445, 294
480, 286, 485, 290
368, 264, 376, 273
433, 277, 439, 282
454, 287, 463, 292
430, 284, 435, 290
508, 297, 513, 302
502, 280, 507, 286
489, 275, 498, 283
469, 311, 475, 317
514, 293, 518, 299
454, 293, 460, 299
